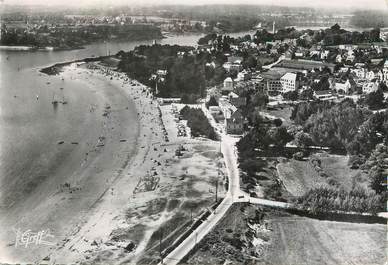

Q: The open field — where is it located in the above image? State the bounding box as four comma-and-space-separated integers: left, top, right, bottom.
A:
263, 213, 386, 265
277, 153, 369, 197
184, 203, 387, 265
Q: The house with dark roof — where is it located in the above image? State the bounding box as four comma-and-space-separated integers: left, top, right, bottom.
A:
225, 109, 244, 134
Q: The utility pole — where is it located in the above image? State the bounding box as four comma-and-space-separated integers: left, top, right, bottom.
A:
159, 228, 163, 264
215, 178, 218, 203
190, 207, 193, 223
216, 138, 221, 203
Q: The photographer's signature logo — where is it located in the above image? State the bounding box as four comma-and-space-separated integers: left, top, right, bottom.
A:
13, 228, 55, 248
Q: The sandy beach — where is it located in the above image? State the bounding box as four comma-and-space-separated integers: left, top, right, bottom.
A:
0, 60, 226, 264
47, 63, 227, 264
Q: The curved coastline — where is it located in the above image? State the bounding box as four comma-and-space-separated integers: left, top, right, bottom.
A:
47, 62, 167, 264
0, 61, 148, 263
0, 32, 206, 264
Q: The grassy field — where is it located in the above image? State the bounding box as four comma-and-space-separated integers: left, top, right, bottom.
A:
263, 214, 386, 265
184, 204, 386, 265
277, 154, 369, 197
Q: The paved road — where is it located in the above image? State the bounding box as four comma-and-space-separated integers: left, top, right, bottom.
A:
161, 134, 239, 265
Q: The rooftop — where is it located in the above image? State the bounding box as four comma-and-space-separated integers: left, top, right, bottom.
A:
281, 72, 297, 81
314, 90, 333, 95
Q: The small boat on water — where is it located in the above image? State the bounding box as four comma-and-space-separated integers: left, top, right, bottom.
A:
61, 91, 67, 104
52, 93, 59, 105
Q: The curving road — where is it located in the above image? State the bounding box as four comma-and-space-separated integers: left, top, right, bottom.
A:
160, 127, 291, 265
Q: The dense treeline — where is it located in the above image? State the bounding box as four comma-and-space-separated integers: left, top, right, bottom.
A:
252, 24, 382, 46
360, 88, 387, 110
295, 186, 384, 214
347, 111, 388, 155
180, 106, 218, 140
361, 144, 388, 195
304, 99, 371, 150
0, 24, 162, 49
318, 24, 381, 46
291, 99, 388, 156
206, 16, 259, 33
117, 44, 227, 103
154, 5, 308, 31
291, 100, 334, 125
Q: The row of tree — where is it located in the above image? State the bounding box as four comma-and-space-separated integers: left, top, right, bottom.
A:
295, 186, 384, 214
180, 106, 218, 140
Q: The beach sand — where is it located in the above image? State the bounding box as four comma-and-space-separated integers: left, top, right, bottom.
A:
0, 61, 226, 264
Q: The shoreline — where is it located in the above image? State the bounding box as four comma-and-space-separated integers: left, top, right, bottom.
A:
1, 53, 226, 263
39, 55, 114, 75
46, 63, 168, 263
0, 45, 85, 51
45, 62, 226, 264
0, 62, 145, 263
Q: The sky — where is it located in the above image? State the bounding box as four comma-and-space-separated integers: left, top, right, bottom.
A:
2, 0, 388, 11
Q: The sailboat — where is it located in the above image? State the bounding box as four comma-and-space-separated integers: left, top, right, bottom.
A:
62, 95, 67, 105
52, 93, 59, 105
60, 88, 67, 104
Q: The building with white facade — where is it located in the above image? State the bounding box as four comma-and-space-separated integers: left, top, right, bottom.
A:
222, 77, 234, 92
334, 79, 356, 94
280, 72, 299, 93
362, 81, 379, 94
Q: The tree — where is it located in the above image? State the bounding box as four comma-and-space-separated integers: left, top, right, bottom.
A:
294, 132, 314, 148
251, 91, 269, 108
370, 169, 385, 194
363, 144, 388, 194
304, 100, 370, 149
274, 118, 283, 127
242, 55, 257, 70
311, 76, 330, 91
379, 82, 388, 92
206, 96, 219, 108
282, 90, 299, 101
269, 127, 293, 148
364, 88, 386, 110
299, 89, 314, 100
330, 23, 342, 32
